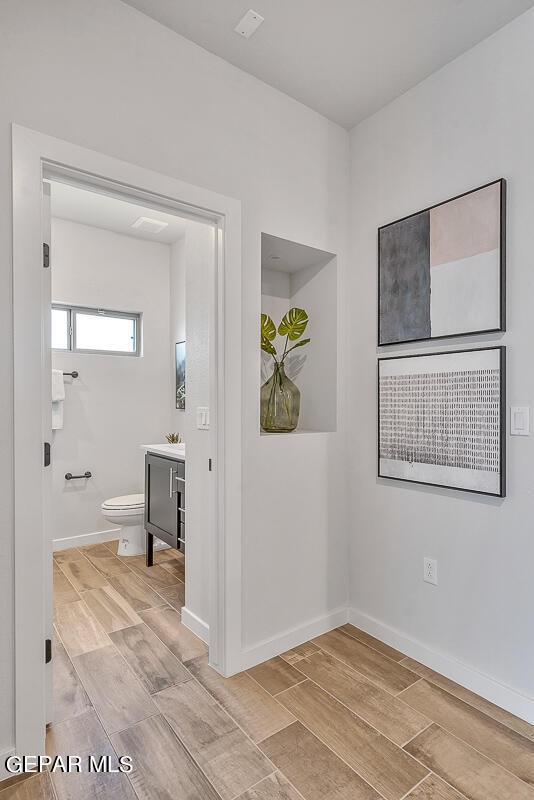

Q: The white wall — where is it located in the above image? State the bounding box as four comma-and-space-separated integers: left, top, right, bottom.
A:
348, 9, 534, 715
50, 218, 171, 542
0, 0, 349, 751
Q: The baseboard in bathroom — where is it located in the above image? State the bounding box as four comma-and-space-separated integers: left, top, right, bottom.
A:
0, 749, 16, 782
53, 528, 120, 551
181, 607, 210, 645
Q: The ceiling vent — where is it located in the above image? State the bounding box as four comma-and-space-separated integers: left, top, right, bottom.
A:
131, 216, 169, 234
234, 9, 264, 39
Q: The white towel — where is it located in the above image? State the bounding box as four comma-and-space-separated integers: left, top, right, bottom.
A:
52, 370, 65, 430
52, 370, 65, 402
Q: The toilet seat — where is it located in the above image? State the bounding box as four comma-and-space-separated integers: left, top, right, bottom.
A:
101, 493, 144, 512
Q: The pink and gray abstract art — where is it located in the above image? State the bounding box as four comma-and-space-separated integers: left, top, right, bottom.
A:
378, 180, 505, 345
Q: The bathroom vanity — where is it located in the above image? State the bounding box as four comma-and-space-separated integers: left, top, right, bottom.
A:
142, 445, 185, 567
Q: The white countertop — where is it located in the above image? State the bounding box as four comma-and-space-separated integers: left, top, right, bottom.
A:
141, 443, 186, 460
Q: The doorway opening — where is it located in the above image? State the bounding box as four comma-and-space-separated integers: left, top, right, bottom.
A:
12, 125, 243, 758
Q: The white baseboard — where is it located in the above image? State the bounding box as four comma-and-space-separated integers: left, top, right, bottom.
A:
348, 607, 534, 725
53, 528, 120, 551
239, 606, 349, 672
0, 749, 16, 782
181, 607, 210, 645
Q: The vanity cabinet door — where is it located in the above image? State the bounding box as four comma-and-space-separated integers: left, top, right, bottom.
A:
145, 454, 182, 548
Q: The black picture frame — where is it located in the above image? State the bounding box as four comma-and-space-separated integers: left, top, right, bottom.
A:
377, 346, 506, 497
378, 179, 506, 346
175, 341, 185, 410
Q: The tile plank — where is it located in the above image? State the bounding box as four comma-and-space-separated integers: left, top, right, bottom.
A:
405, 724, 534, 800
53, 562, 80, 606
139, 606, 207, 662
55, 600, 109, 657
340, 623, 406, 661
294, 650, 429, 745
313, 628, 418, 694
111, 714, 221, 800
277, 680, 428, 800
54, 547, 85, 564
80, 544, 130, 578
110, 623, 191, 693
187, 654, 295, 743
247, 656, 305, 696
235, 772, 302, 800
52, 632, 92, 722
161, 559, 185, 581
108, 571, 167, 612
260, 721, 380, 800
120, 556, 183, 589
155, 581, 185, 612
155, 680, 273, 799
280, 641, 320, 665
0, 773, 55, 800
404, 774, 468, 799
81, 585, 142, 632
46, 709, 108, 758
58, 558, 108, 591
52, 737, 137, 800
401, 680, 534, 785
72, 644, 156, 734
399, 657, 534, 742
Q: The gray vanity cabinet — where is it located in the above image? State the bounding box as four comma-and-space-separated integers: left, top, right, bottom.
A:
144, 453, 185, 566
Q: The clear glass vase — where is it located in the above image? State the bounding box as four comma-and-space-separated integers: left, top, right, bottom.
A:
260, 362, 300, 432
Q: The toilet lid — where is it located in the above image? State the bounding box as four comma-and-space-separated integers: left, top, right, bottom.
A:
102, 493, 144, 510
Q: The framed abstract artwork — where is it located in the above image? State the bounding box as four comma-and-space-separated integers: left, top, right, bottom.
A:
378, 179, 506, 345
378, 347, 505, 497
175, 341, 185, 410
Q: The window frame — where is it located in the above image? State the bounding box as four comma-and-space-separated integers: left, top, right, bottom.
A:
52, 303, 141, 357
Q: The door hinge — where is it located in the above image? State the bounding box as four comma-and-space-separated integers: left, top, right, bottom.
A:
43, 242, 50, 269
208, 458, 212, 471
45, 638, 52, 664
44, 442, 51, 467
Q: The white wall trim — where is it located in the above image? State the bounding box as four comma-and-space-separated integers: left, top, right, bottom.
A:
348, 607, 534, 725
181, 606, 210, 645
53, 528, 120, 551
239, 606, 349, 673
0, 749, 16, 782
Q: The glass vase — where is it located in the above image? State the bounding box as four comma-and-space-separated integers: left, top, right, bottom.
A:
260, 362, 300, 432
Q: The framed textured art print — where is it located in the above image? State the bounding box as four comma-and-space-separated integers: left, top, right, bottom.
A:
378, 179, 506, 345
378, 347, 505, 497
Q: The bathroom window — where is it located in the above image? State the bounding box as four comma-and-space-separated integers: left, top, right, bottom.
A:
51, 304, 141, 356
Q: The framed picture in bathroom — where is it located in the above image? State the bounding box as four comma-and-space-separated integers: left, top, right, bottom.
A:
175, 341, 186, 410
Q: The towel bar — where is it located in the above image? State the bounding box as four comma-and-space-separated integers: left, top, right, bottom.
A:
65, 471, 92, 480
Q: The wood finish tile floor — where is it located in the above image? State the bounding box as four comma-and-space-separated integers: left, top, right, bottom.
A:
2, 544, 534, 800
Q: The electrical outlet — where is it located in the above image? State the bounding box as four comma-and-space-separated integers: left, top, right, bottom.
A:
423, 557, 438, 585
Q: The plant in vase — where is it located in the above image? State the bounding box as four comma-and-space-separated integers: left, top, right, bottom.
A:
260, 307, 310, 432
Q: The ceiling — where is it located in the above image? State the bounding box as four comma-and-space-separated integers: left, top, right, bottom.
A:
50, 181, 187, 244
121, 0, 534, 128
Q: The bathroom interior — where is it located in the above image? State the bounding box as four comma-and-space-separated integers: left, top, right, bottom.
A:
49, 177, 215, 631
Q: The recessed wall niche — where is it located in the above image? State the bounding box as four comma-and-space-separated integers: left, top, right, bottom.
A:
261, 232, 337, 433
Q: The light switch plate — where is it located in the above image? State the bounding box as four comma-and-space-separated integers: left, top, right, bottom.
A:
196, 407, 210, 430
510, 406, 529, 436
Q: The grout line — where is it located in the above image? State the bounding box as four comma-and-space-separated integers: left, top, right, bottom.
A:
340, 624, 406, 662
400, 721, 434, 749
396, 677, 424, 697
273, 678, 308, 696
398, 773, 428, 800
256, 720, 298, 745
226, 770, 278, 800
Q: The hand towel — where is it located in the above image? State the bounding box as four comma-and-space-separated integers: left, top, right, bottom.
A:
51, 370, 65, 402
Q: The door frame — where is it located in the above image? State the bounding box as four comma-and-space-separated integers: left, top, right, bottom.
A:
11, 124, 243, 756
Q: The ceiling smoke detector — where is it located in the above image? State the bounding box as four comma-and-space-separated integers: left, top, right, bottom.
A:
131, 216, 169, 234
234, 9, 264, 39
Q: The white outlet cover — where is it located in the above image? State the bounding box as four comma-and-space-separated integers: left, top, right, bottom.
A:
423, 557, 438, 586
234, 9, 264, 38
510, 406, 529, 436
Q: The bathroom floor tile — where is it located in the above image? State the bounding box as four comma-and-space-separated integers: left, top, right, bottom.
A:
58, 558, 109, 592
108, 571, 167, 612
52, 630, 92, 722
54, 547, 85, 564
53, 561, 80, 606
139, 606, 207, 662
110, 623, 192, 693
154, 580, 185, 611
55, 600, 110, 657
81, 543, 130, 578
81, 585, 143, 632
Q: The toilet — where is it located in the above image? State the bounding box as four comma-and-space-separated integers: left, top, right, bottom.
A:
101, 493, 146, 556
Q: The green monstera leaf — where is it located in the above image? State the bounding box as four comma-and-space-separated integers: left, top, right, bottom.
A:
278, 307, 309, 340
261, 313, 277, 356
